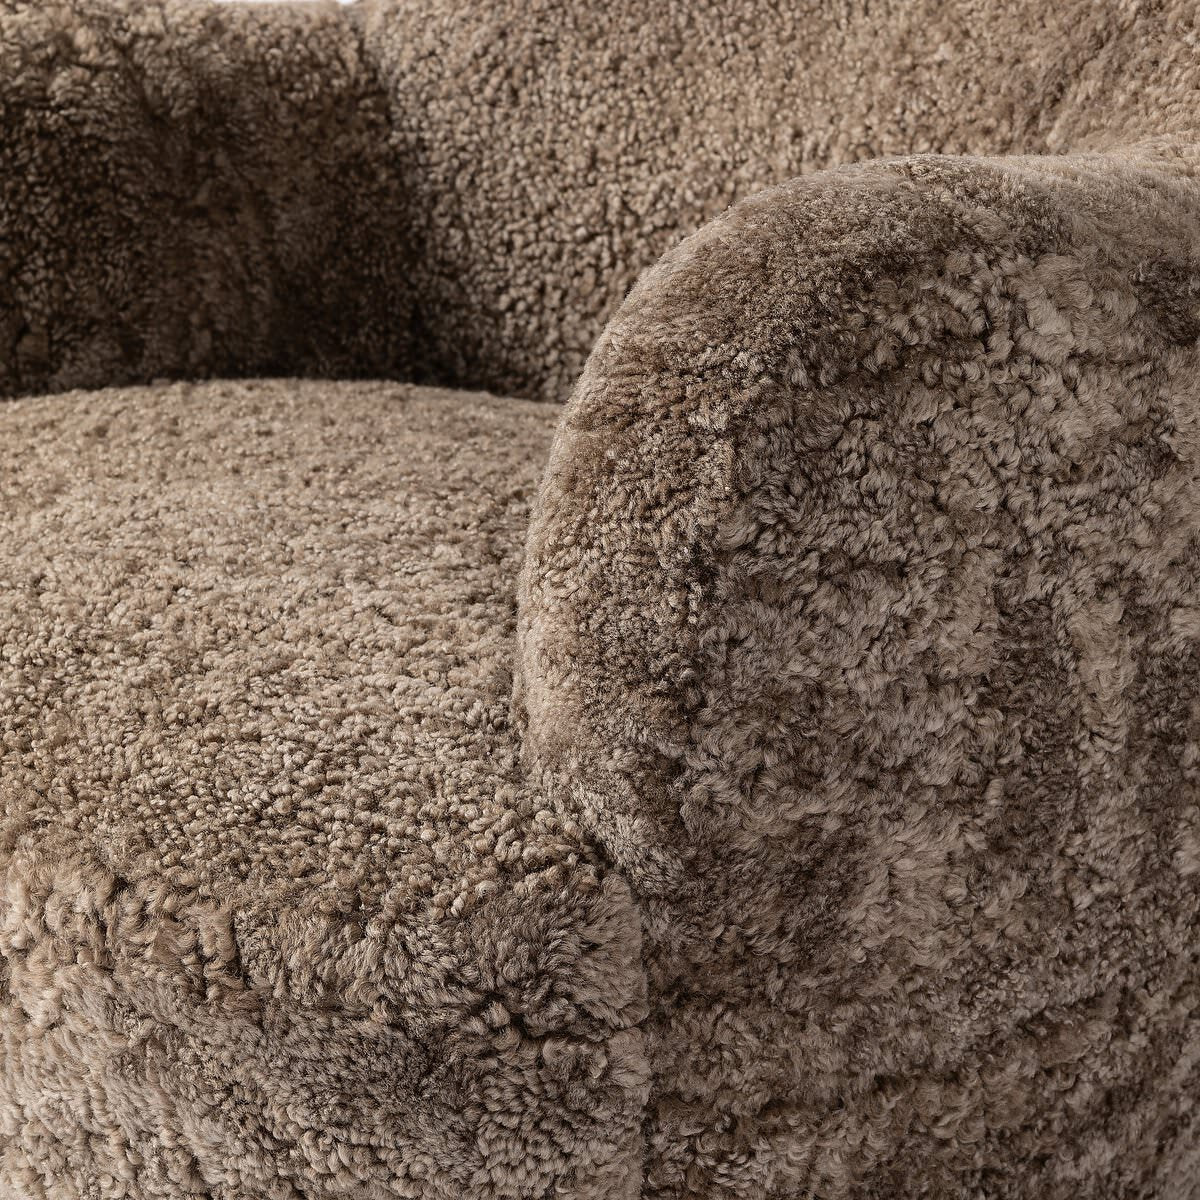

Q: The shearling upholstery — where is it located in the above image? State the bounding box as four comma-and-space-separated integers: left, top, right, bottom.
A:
0, 0, 416, 396
1, 381, 648, 1198
8, 0, 1200, 404
518, 153, 1200, 1197
2, 1, 1199, 1198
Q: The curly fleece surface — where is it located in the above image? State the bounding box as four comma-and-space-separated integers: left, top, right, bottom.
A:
2, 1, 1200, 1198
1, 381, 648, 1199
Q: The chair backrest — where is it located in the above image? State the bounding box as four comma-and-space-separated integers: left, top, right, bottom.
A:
5, 0, 1198, 403
0, 0, 409, 400
354, 0, 1200, 399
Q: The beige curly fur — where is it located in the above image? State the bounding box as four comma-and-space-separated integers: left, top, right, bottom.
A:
519, 153, 1200, 1197
0, 381, 649, 1198
2, 1, 1199, 1198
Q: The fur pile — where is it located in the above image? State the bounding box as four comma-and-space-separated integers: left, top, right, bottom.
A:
519, 153, 1200, 1197
7, 1, 1200, 403
0, 382, 648, 1198
2, 1, 1199, 1198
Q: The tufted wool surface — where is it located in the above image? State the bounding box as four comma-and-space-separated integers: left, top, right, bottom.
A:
0, 381, 648, 1199
2, 1, 1200, 1198
356, 0, 1200, 399
518, 152, 1200, 1198
7, 0, 1200, 402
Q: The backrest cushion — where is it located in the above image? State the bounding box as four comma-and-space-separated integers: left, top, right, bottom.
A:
357, 0, 1200, 400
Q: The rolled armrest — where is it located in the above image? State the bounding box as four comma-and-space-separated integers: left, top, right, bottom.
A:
518, 151, 1200, 1197
0, 0, 410, 398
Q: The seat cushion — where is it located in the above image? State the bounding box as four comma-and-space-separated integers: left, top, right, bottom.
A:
0, 379, 648, 1199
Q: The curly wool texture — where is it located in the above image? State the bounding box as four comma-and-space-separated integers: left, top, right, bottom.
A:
0, 381, 648, 1199
0, 0, 412, 398
6, 0, 1200, 402
359, 0, 1200, 400
2, 1, 1200, 1198
518, 153, 1200, 1197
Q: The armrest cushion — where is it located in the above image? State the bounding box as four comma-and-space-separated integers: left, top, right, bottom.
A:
0, 0, 409, 398
518, 151, 1200, 1197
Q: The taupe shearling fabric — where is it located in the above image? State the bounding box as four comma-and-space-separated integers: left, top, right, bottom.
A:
2, 1, 1200, 1198
7, 0, 1200, 402
0, 0, 411, 397
0, 381, 648, 1198
519, 153, 1200, 1196
357, 0, 1200, 399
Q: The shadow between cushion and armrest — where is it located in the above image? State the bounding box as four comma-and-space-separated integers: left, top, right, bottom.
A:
517, 149, 1200, 1198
